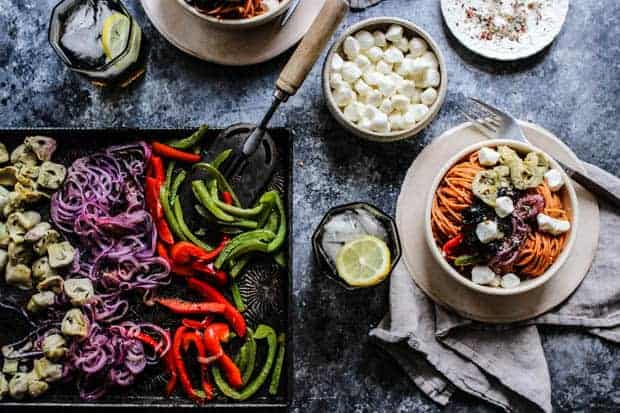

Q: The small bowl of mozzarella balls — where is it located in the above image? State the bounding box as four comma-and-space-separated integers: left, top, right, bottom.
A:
323, 18, 447, 142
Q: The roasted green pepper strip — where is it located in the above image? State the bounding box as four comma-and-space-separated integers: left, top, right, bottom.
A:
166, 125, 209, 150
160, 186, 187, 241
269, 333, 286, 395
212, 325, 275, 401
192, 181, 236, 223
211, 189, 265, 218
164, 160, 176, 193
212, 149, 232, 170
193, 163, 240, 206
231, 282, 245, 312
230, 256, 251, 278
194, 205, 258, 230
264, 211, 279, 233
264, 192, 286, 253
170, 170, 186, 206
214, 230, 275, 269
173, 195, 214, 251
241, 331, 257, 384
273, 251, 287, 268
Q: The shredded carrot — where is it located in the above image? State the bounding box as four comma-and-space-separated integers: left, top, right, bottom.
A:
193, 0, 272, 19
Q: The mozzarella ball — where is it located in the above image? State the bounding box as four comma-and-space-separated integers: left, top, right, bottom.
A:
383, 47, 405, 64
478, 147, 501, 166
408, 104, 429, 121
376, 60, 393, 75
472, 266, 496, 285
391, 94, 410, 112
331, 53, 344, 72
354, 54, 371, 71
501, 273, 521, 289
411, 57, 433, 74
388, 73, 405, 88
341, 62, 363, 83
330, 72, 346, 89
419, 51, 438, 68
390, 113, 405, 130
385, 25, 404, 43
354, 30, 375, 50
398, 80, 419, 101
365, 46, 383, 62
333, 86, 356, 107
544, 169, 564, 191
379, 98, 393, 114
420, 69, 440, 88
420, 88, 438, 105
378, 76, 397, 97
370, 111, 390, 132
354, 79, 372, 96
395, 37, 410, 53
408, 37, 428, 57
373, 30, 387, 47
343, 101, 364, 122
402, 110, 417, 129
362, 70, 382, 86
365, 89, 382, 107
358, 117, 372, 131
343, 36, 361, 59
396, 58, 416, 76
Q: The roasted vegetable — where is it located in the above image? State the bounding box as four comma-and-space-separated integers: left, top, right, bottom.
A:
27, 378, 48, 398
0, 372, 8, 400
47, 241, 75, 268
16, 211, 41, 231
0, 144, 8, 164
33, 229, 61, 256
472, 170, 501, 207
37, 162, 66, 190
0, 249, 7, 272
5, 261, 32, 289
61, 309, 88, 338
8, 372, 29, 400
63, 278, 94, 306
25, 222, 51, 243
42, 334, 67, 361
33, 257, 53, 280
36, 275, 63, 293
24, 136, 57, 162
26, 291, 56, 313
33, 358, 62, 383
0, 187, 10, 212
16, 165, 39, 185
8, 242, 33, 264
2, 359, 17, 375
10, 145, 37, 168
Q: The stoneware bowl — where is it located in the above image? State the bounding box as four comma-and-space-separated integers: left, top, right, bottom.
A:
424, 139, 579, 296
322, 17, 447, 142
177, 0, 292, 30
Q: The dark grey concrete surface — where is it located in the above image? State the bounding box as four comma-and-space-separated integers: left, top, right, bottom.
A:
1, 0, 619, 412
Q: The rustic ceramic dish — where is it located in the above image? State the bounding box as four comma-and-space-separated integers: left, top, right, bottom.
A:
424, 139, 579, 296
176, 0, 292, 30
322, 17, 447, 142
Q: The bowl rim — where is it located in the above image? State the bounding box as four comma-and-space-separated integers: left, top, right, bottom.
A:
423, 139, 580, 296
176, 0, 292, 27
322, 17, 448, 142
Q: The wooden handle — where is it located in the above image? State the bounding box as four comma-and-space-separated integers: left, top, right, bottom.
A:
276, 0, 348, 96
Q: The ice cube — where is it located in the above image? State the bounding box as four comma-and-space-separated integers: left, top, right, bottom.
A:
353, 208, 388, 241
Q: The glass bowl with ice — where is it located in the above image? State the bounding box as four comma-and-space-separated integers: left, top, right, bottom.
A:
312, 202, 401, 289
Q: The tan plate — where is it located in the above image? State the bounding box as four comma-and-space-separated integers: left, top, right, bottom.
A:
141, 0, 326, 66
396, 121, 600, 323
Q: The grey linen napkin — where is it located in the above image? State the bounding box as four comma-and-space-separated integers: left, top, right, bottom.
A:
370, 163, 620, 413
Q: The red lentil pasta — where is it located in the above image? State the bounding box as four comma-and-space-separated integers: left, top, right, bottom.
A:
431, 152, 569, 278
196, 0, 271, 19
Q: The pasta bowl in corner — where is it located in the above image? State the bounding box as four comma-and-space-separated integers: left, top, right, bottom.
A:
424, 139, 579, 296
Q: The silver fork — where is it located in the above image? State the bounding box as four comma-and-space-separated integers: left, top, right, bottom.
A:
461, 98, 620, 209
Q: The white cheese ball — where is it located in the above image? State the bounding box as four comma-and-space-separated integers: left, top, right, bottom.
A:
343, 36, 361, 59
354, 54, 371, 71
494, 196, 514, 218
408, 104, 430, 122
475, 220, 503, 243
365, 46, 383, 62
420, 68, 440, 88
385, 24, 404, 43
358, 117, 372, 131
472, 266, 496, 285
376, 60, 393, 75
331, 53, 344, 72
408, 37, 428, 57
389, 113, 405, 130
391, 94, 409, 112
370, 111, 390, 132
544, 169, 564, 191
396, 58, 416, 76
383, 47, 405, 64
536, 214, 571, 236
362, 70, 382, 86
387, 73, 405, 91
379, 98, 393, 114
354, 79, 372, 96
500, 273, 521, 289
410, 57, 432, 75
343, 101, 364, 122
373, 30, 387, 48
330, 72, 346, 89
378, 75, 397, 97
402, 110, 417, 129
395, 37, 410, 53
333, 86, 356, 108
419, 51, 438, 68
420, 88, 438, 106
398, 80, 418, 100
354, 30, 375, 50
341, 62, 363, 83
365, 89, 382, 107
478, 147, 501, 166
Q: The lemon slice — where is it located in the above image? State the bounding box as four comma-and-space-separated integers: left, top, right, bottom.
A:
335, 235, 391, 287
101, 13, 130, 60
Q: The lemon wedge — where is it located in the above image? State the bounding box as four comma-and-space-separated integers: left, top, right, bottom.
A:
335, 235, 391, 287
101, 13, 130, 60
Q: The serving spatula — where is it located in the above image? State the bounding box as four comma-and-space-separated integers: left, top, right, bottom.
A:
206, 0, 349, 206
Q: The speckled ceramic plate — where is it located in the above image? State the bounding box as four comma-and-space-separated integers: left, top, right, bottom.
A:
396, 121, 599, 323
440, 0, 569, 61
141, 0, 326, 66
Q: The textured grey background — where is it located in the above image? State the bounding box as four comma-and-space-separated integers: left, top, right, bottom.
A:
1, 0, 619, 412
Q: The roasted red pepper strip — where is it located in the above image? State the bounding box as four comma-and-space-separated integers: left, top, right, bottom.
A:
157, 241, 171, 263
442, 234, 464, 256
135, 330, 177, 395
173, 326, 203, 403
182, 331, 214, 400
187, 278, 247, 338
134, 332, 160, 350
155, 298, 226, 315
145, 177, 164, 220
222, 191, 233, 205
171, 263, 194, 277
181, 316, 214, 330
152, 142, 202, 163
150, 155, 166, 182
156, 219, 174, 245
203, 324, 243, 389
171, 241, 228, 264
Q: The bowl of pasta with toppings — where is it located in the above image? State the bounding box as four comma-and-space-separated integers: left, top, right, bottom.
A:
424, 140, 579, 296
178, 0, 292, 30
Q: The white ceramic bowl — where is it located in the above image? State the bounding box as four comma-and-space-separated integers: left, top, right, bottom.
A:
177, 0, 292, 30
322, 17, 447, 142
424, 139, 579, 296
